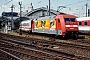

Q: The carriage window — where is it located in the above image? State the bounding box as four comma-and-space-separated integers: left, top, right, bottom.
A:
20, 23, 22, 26
79, 22, 82, 25
84, 21, 87, 25
23, 23, 29, 26
26, 23, 29, 26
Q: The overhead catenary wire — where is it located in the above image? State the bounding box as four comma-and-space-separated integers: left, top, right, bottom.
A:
5, 0, 13, 5
64, 0, 90, 7
0, 0, 13, 10
7, 0, 12, 4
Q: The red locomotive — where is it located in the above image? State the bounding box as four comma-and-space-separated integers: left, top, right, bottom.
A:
19, 14, 78, 39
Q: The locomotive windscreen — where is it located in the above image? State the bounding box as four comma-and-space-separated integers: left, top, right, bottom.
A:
64, 18, 76, 22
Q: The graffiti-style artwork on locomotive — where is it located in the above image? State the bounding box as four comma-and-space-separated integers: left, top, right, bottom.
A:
50, 20, 56, 30
34, 19, 56, 30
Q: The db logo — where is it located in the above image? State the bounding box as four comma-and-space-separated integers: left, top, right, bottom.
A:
70, 25, 73, 27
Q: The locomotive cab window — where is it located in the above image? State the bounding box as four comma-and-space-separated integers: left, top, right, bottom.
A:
84, 21, 87, 25
79, 22, 82, 25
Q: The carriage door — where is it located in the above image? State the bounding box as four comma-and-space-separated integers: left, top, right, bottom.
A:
56, 18, 62, 35
31, 19, 36, 30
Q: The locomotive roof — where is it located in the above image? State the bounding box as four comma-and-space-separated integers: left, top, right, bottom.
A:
76, 17, 90, 21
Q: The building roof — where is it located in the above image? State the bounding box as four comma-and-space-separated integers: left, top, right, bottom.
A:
0, 16, 10, 21
25, 7, 66, 16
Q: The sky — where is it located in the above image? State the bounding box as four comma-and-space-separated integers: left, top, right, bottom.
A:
0, 0, 90, 17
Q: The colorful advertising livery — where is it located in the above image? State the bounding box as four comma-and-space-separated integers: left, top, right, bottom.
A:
19, 14, 78, 39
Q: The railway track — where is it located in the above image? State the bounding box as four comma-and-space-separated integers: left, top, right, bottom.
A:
0, 48, 22, 60
1, 31, 90, 45
0, 37, 77, 60
1, 32, 90, 50
0, 33, 90, 59
0, 44, 58, 60
0, 39, 61, 60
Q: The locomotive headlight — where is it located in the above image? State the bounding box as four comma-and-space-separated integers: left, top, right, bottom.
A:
70, 28, 74, 29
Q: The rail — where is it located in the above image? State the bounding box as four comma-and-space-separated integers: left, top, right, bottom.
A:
0, 49, 22, 60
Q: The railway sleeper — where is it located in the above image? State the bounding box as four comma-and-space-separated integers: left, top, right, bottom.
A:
75, 55, 90, 60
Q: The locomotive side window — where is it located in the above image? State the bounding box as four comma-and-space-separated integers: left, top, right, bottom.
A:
79, 22, 82, 25
84, 21, 87, 25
